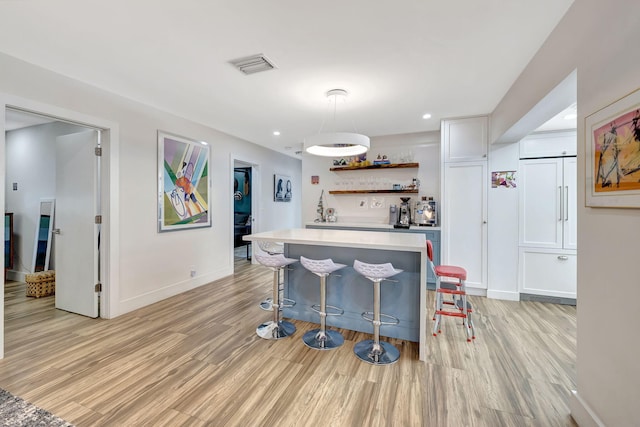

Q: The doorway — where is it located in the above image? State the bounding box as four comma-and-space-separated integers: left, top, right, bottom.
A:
4, 109, 101, 318
232, 159, 259, 268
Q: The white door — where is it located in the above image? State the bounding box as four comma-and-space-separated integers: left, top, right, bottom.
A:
442, 161, 488, 289
563, 157, 577, 250
442, 117, 488, 162
54, 130, 99, 318
519, 158, 563, 248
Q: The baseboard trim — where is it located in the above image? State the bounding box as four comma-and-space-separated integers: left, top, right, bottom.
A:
118, 266, 233, 316
6, 270, 26, 282
465, 287, 487, 297
520, 293, 576, 306
486, 289, 519, 301
569, 390, 605, 427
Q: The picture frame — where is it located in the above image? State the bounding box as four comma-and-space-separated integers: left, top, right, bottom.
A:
274, 173, 292, 202
586, 87, 640, 208
158, 131, 211, 231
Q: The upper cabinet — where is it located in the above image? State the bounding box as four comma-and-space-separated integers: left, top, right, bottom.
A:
442, 116, 488, 162
519, 130, 577, 159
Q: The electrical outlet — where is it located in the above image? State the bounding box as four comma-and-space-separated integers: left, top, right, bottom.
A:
190, 266, 196, 277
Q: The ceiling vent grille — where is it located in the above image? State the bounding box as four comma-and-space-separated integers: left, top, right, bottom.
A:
230, 54, 276, 75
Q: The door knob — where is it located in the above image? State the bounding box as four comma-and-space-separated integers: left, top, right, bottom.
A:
52, 229, 61, 234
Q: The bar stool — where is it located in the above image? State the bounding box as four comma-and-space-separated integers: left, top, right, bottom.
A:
254, 245, 297, 340
299, 256, 346, 350
426, 240, 475, 341
352, 260, 403, 365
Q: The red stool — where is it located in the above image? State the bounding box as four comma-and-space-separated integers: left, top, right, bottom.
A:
426, 240, 475, 341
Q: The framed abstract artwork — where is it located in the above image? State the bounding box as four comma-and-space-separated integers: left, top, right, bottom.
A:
586, 87, 640, 207
158, 131, 211, 231
274, 173, 292, 202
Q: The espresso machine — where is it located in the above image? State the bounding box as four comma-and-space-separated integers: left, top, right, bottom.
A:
413, 196, 438, 226
394, 197, 411, 228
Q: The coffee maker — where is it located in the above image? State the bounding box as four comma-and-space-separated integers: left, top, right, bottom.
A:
394, 197, 411, 228
413, 196, 438, 226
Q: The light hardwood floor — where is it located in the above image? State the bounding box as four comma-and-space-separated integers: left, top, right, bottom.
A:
0, 255, 577, 427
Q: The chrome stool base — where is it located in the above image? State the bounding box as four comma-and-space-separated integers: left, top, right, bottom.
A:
302, 328, 344, 350
256, 320, 296, 340
354, 339, 400, 365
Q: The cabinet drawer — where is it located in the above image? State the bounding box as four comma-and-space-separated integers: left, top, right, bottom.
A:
518, 248, 576, 298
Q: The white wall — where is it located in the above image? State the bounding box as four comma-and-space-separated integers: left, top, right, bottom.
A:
486, 142, 519, 301
301, 131, 440, 224
0, 51, 301, 318
491, 0, 640, 425
5, 122, 87, 279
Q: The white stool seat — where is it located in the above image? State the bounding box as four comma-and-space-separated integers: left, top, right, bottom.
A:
300, 256, 346, 276
257, 241, 284, 255
353, 260, 403, 280
255, 253, 297, 269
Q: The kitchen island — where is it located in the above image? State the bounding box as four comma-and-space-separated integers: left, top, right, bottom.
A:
244, 228, 428, 361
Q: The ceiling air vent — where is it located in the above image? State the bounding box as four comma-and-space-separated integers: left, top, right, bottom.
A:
230, 54, 276, 75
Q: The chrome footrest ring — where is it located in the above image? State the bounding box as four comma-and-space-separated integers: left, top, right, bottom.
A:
310, 304, 344, 316
362, 311, 400, 326
281, 298, 296, 308
259, 298, 273, 311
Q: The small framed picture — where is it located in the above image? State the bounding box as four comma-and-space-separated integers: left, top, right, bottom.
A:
274, 173, 292, 202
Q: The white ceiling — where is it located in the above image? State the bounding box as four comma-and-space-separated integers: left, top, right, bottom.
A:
0, 1, 575, 155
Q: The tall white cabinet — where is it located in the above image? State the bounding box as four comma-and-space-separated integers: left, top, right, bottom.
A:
518, 131, 577, 300
441, 117, 488, 291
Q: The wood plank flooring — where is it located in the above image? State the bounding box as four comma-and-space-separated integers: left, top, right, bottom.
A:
0, 256, 577, 426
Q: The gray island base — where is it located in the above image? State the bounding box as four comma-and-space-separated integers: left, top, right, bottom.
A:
244, 228, 427, 361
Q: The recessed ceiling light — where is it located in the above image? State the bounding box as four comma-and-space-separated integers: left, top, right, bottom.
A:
422, 113, 432, 119
273, 131, 281, 136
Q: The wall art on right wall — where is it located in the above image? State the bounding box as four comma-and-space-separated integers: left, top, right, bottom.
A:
586, 87, 640, 208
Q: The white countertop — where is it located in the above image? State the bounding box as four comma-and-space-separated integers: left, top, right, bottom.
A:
244, 228, 426, 253
305, 221, 440, 231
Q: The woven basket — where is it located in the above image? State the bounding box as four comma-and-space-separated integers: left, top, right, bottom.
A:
25, 270, 56, 298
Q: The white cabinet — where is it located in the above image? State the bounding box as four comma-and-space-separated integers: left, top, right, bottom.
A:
518, 248, 576, 299
442, 161, 488, 290
519, 130, 577, 159
518, 156, 577, 299
442, 116, 488, 162
519, 157, 576, 250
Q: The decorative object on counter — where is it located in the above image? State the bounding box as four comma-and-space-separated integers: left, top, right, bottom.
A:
394, 197, 411, 228
325, 207, 337, 222
299, 256, 347, 350
158, 131, 211, 232
304, 89, 370, 157
586, 86, 640, 207
413, 196, 438, 226
274, 173, 292, 202
315, 189, 326, 222
352, 260, 403, 365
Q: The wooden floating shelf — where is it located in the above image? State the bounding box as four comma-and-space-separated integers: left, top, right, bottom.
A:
329, 162, 419, 171
329, 189, 419, 195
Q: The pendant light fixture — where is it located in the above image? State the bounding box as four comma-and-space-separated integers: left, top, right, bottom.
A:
303, 89, 370, 157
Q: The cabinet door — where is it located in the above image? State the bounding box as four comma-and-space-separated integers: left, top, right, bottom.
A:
563, 157, 577, 250
442, 161, 487, 289
519, 158, 563, 248
519, 130, 577, 158
442, 117, 488, 162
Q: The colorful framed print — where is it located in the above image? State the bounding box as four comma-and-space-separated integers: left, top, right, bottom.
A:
158, 131, 211, 231
586, 87, 640, 207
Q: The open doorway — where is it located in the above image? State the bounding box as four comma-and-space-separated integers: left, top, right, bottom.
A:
4, 108, 101, 319
233, 165, 252, 262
